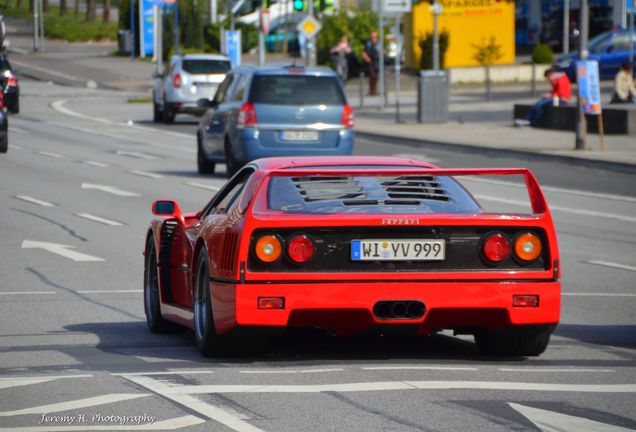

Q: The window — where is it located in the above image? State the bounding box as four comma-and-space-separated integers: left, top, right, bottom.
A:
231, 75, 248, 102
201, 168, 255, 217
214, 74, 235, 104
608, 35, 632, 52
182, 59, 231, 75
249, 75, 345, 105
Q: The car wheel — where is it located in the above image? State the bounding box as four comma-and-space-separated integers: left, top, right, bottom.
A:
224, 141, 239, 178
162, 99, 175, 124
9, 99, 18, 115
197, 132, 215, 175
153, 101, 163, 123
0, 133, 7, 153
474, 326, 551, 357
143, 237, 172, 333
194, 248, 221, 356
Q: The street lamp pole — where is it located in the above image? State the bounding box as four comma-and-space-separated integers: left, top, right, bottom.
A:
563, 0, 570, 55
433, 0, 439, 71
308, 0, 316, 67
575, 0, 589, 151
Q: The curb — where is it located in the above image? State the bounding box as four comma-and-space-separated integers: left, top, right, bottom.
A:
357, 131, 636, 175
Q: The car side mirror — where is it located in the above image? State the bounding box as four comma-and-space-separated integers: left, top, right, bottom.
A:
152, 200, 185, 224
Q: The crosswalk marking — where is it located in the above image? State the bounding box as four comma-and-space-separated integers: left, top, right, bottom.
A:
0, 394, 149, 416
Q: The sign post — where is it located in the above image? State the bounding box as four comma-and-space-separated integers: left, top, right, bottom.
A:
574, 0, 589, 151
225, 30, 242, 68
297, 15, 322, 67
381, 0, 410, 118
139, 0, 155, 58
577, 60, 605, 151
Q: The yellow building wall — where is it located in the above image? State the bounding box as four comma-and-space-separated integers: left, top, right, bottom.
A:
407, 0, 516, 69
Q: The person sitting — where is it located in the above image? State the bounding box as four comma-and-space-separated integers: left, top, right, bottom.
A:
610, 61, 636, 104
516, 67, 572, 127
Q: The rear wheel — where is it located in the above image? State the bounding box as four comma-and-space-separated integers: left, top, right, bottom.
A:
474, 326, 552, 357
0, 133, 7, 153
153, 100, 163, 123
197, 132, 215, 174
194, 249, 222, 356
143, 237, 172, 333
162, 98, 175, 124
224, 141, 239, 177
9, 99, 19, 114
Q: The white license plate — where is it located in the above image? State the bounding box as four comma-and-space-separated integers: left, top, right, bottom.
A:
281, 130, 319, 141
351, 239, 445, 261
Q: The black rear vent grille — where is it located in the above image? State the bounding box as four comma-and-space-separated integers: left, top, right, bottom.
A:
220, 232, 238, 273
381, 176, 448, 201
159, 220, 178, 303
292, 176, 365, 202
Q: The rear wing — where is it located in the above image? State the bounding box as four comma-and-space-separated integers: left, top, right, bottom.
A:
266, 168, 548, 215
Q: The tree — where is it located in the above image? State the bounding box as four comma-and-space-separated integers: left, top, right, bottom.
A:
74, 0, 80, 17
43, 0, 48, 12
102, 0, 111, 22
472, 36, 504, 101
60, 0, 68, 16
86, 0, 97, 21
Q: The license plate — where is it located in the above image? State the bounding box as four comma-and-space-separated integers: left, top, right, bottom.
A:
351, 239, 445, 261
281, 130, 319, 141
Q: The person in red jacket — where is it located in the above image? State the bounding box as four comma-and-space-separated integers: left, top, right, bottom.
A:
516, 67, 572, 126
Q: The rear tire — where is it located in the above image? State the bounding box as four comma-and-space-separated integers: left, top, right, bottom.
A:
153, 100, 163, 123
194, 249, 221, 356
9, 99, 19, 115
197, 132, 215, 175
0, 133, 7, 153
162, 98, 175, 124
144, 237, 172, 333
474, 326, 552, 357
224, 141, 239, 177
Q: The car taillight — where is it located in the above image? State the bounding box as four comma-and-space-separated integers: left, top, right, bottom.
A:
514, 233, 542, 262
341, 104, 354, 128
173, 73, 181, 88
6, 76, 17, 87
237, 103, 257, 127
482, 233, 510, 263
255, 235, 282, 263
286, 235, 314, 264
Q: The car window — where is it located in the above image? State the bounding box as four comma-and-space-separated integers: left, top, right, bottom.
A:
201, 168, 255, 216
182, 59, 231, 75
588, 32, 612, 53
249, 75, 345, 105
214, 74, 234, 104
609, 35, 632, 52
231, 75, 248, 102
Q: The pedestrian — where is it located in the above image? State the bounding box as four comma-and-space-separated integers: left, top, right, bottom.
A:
330, 34, 352, 83
515, 67, 572, 127
362, 31, 380, 96
610, 61, 636, 104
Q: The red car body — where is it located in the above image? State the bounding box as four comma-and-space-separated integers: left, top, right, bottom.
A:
144, 156, 560, 357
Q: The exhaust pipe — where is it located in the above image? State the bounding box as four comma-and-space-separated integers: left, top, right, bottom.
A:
373, 300, 426, 320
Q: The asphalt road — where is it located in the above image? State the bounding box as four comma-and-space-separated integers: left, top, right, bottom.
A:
0, 80, 635, 432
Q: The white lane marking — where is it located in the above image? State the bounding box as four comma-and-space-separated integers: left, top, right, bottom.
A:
362, 366, 478, 371
186, 182, 221, 192
499, 368, 614, 373
0, 416, 205, 431
81, 160, 110, 168
9, 144, 24, 150
562, 292, 636, 297
81, 183, 140, 197
21, 240, 105, 262
474, 194, 636, 223
240, 368, 344, 374
168, 381, 636, 394
0, 394, 149, 416
122, 375, 265, 432
75, 213, 123, 226
0, 375, 92, 390
77, 290, 141, 294
133, 356, 190, 363
586, 260, 636, 273
509, 402, 634, 432
14, 195, 56, 207
112, 370, 215, 376
0, 291, 56, 296
464, 177, 636, 204
37, 151, 63, 159
9, 126, 28, 134
125, 120, 197, 140
116, 150, 157, 160
15, 64, 86, 83
128, 170, 163, 179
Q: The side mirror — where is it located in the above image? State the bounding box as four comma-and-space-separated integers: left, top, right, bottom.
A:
152, 200, 184, 224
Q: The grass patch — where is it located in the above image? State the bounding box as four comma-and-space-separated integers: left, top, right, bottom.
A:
127, 96, 153, 104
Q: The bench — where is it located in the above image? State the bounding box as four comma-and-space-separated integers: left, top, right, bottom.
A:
513, 103, 636, 135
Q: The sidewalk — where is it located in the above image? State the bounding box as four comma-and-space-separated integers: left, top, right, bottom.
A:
5, 16, 636, 172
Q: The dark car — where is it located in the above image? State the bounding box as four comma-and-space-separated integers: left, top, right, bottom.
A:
0, 56, 19, 114
196, 65, 355, 176
554, 29, 636, 81
264, 14, 304, 54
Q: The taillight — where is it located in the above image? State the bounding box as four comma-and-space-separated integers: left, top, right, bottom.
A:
286, 235, 314, 264
341, 104, 354, 128
6, 76, 17, 87
514, 233, 542, 262
173, 73, 181, 88
482, 233, 510, 263
255, 235, 282, 263
237, 103, 257, 127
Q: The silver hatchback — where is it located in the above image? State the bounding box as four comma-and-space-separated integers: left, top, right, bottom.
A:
153, 53, 231, 124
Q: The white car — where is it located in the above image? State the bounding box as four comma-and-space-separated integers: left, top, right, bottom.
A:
153, 53, 231, 124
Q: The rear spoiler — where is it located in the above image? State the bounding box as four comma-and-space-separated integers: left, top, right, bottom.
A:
266, 168, 548, 215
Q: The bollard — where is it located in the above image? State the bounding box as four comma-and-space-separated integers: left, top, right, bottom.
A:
359, 72, 364, 109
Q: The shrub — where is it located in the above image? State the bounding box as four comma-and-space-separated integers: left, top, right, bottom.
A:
418, 30, 449, 70
472, 36, 504, 66
532, 43, 554, 64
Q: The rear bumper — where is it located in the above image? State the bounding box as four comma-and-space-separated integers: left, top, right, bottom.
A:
210, 280, 560, 335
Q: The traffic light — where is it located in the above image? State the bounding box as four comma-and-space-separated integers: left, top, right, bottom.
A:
293, 0, 305, 12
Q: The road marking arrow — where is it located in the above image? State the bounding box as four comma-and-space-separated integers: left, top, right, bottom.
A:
81, 183, 140, 197
21, 240, 105, 262
509, 402, 634, 432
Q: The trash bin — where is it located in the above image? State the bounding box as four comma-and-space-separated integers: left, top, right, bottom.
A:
417, 70, 449, 123
118, 29, 131, 55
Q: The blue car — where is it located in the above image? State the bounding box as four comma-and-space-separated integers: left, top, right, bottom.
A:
196, 65, 355, 176
554, 29, 636, 81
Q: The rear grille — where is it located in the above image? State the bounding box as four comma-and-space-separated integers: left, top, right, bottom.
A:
292, 176, 365, 202
220, 232, 238, 273
159, 220, 178, 301
381, 176, 448, 201
248, 227, 548, 273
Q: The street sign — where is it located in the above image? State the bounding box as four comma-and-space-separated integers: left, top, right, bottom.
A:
225, 30, 242, 68
297, 15, 321, 40
383, 0, 411, 14
576, 60, 602, 115
139, 0, 155, 58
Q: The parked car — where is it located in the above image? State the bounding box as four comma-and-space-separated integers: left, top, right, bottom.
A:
0, 55, 19, 114
554, 29, 636, 81
196, 65, 354, 176
144, 156, 561, 357
153, 53, 231, 124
